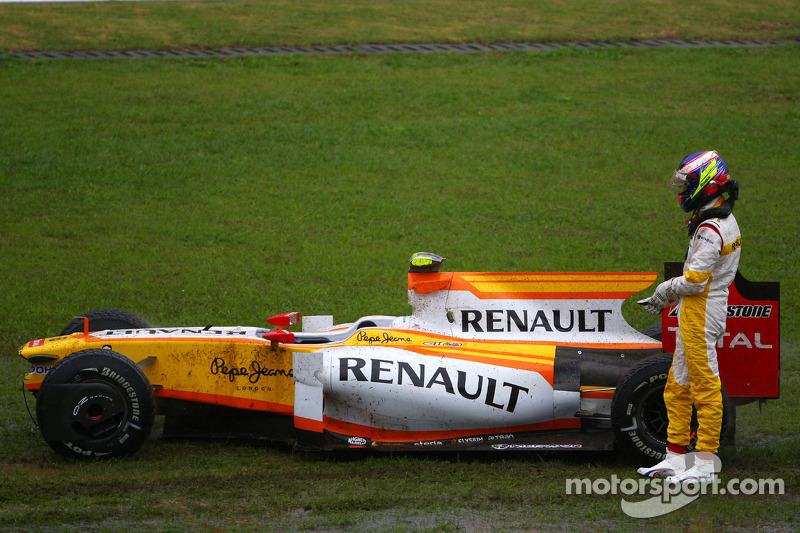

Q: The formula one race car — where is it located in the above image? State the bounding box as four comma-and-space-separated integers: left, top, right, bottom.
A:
18, 253, 780, 462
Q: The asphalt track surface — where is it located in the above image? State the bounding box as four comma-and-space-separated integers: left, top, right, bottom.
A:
6, 38, 800, 60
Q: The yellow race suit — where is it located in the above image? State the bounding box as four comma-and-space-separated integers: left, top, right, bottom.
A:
664, 211, 742, 453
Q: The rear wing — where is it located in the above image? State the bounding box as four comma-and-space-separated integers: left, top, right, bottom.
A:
661, 262, 780, 400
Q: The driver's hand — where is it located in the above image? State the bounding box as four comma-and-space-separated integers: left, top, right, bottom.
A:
638, 280, 678, 315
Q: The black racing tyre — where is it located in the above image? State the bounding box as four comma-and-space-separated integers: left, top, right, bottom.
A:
611, 355, 675, 464
60, 308, 151, 335
36, 349, 154, 459
640, 322, 662, 342
610, 354, 730, 464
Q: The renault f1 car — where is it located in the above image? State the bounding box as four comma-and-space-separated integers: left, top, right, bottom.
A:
18, 253, 780, 462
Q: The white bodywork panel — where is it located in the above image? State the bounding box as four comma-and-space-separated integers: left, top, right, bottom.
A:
294, 346, 580, 434
397, 289, 656, 344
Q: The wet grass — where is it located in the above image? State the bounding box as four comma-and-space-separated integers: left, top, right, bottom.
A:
0, 431, 797, 531
1, 46, 798, 344
1, 0, 799, 53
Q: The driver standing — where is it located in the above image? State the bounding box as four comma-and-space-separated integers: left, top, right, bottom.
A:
637, 150, 741, 484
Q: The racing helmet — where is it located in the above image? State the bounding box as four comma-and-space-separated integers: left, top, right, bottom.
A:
670, 150, 733, 212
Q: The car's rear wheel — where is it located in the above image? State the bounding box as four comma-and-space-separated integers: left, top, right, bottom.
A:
36, 349, 154, 459
60, 308, 150, 336
640, 322, 662, 342
611, 354, 730, 464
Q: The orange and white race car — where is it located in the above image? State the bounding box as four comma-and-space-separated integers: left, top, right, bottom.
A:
18, 253, 780, 461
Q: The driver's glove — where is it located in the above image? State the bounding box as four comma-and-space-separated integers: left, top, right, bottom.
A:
638, 280, 678, 315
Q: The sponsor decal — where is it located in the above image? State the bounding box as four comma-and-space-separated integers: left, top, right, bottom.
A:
492, 443, 582, 450
626, 428, 663, 458
348, 437, 368, 446
696, 234, 715, 246
460, 309, 612, 333
727, 304, 773, 318
27, 365, 51, 376
370, 441, 407, 448
668, 304, 773, 319
102, 328, 249, 336
63, 442, 112, 458
665, 327, 773, 350
456, 437, 484, 444
28, 339, 45, 348
235, 385, 274, 392
414, 440, 443, 446
100, 367, 141, 422
720, 332, 773, 349
355, 331, 412, 345
210, 357, 293, 383
338, 357, 529, 413
423, 341, 462, 347
487, 434, 515, 441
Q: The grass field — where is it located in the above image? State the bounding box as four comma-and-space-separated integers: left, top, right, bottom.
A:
1, 1, 799, 531
2, 0, 800, 53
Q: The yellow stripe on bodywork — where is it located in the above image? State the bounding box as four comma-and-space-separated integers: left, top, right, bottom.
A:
461, 274, 655, 281
468, 281, 655, 293
461, 273, 657, 295
341, 330, 557, 366
425, 345, 557, 367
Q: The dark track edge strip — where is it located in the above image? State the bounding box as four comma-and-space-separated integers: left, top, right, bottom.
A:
4, 39, 797, 60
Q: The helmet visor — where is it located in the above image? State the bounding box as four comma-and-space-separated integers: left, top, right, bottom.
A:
671, 150, 719, 189
671, 169, 689, 189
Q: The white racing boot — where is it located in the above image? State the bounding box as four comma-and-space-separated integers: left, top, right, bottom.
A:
637, 450, 686, 478
667, 453, 719, 485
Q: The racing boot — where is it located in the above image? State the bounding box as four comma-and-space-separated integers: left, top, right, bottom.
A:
637, 450, 686, 478
666, 452, 719, 485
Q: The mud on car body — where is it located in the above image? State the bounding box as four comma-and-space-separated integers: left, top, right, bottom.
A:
18, 254, 779, 462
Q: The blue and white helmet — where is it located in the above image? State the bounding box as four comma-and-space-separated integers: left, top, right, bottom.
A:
670, 150, 733, 212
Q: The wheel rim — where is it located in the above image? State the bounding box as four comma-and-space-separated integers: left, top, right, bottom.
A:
69, 380, 128, 440
637, 385, 668, 444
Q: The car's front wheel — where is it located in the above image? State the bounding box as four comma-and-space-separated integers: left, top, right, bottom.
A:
36, 349, 155, 459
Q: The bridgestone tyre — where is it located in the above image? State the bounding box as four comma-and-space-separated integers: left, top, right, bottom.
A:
60, 308, 151, 336
37, 349, 155, 459
640, 322, 662, 342
610, 354, 730, 464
